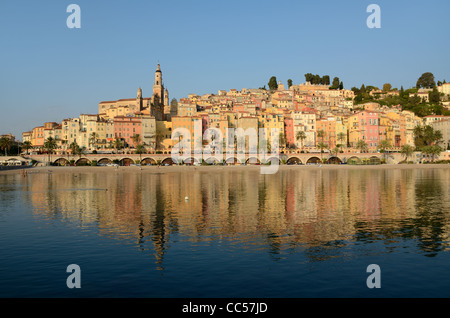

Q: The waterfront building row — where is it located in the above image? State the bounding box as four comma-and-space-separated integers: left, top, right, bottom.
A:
20, 65, 450, 154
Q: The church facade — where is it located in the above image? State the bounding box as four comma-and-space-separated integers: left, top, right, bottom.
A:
98, 64, 170, 121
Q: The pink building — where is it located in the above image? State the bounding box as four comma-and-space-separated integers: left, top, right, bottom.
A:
359, 111, 380, 148
113, 116, 142, 148
284, 117, 295, 147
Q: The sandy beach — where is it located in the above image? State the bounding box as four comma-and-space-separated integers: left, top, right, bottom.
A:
1, 163, 449, 175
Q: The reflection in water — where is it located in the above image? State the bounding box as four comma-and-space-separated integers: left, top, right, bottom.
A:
4, 167, 450, 268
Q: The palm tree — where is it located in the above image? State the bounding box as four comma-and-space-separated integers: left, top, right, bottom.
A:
330, 144, 341, 157
0, 136, 12, 156
337, 132, 346, 148
68, 141, 86, 161
378, 139, 392, 162
356, 139, 368, 153
44, 137, 57, 164
430, 145, 443, 162
317, 129, 325, 147
114, 138, 124, 154
69, 141, 79, 156
135, 143, 146, 164
132, 134, 141, 149
296, 131, 306, 150
422, 145, 442, 163
317, 142, 328, 161
22, 141, 33, 155
414, 125, 443, 148
89, 132, 98, 151
400, 144, 414, 163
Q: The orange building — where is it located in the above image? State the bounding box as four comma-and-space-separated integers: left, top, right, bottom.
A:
32, 126, 44, 150
171, 116, 203, 149
316, 117, 336, 148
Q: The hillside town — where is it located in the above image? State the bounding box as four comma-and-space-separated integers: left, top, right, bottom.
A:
6, 65, 450, 161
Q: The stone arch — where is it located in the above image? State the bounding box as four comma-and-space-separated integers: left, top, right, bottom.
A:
369, 156, 381, 165
97, 158, 112, 165
183, 157, 199, 165
141, 157, 157, 166
246, 157, 260, 165
161, 157, 176, 165
286, 157, 302, 165
225, 157, 241, 165
120, 158, 133, 166
204, 157, 221, 165
75, 158, 91, 166
347, 156, 361, 165
265, 157, 281, 165
327, 157, 342, 165
54, 158, 69, 166
306, 157, 321, 164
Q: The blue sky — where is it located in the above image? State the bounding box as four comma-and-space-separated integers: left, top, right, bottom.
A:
1, 0, 449, 139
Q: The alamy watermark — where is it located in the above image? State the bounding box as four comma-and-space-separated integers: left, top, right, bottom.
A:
367, 4, 381, 29
66, 4, 81, 29
366, 264, 381, 288
66, 264, 81, 288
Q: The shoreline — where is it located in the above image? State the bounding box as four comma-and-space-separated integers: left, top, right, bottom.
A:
1, 163, 449, 174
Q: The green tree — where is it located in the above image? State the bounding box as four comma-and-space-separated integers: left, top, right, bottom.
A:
337, 132, 346, 148
0, 136, 12, 156
356, 139, 368, 153
296, 130, 306, 149
317, 129, 325, 146
312, 74, 321, 84
317, 142, 328, 161
322, 75, 330, 85
330, 144, 341, 157
22, 140, 33, 155
76, 146, 86, 159
429, 87, 441, 104
268, 76, 278, 90
378, 139, 392, 162
89, 132, 98, 151
383, 83, 392, 92
331, 77, 340, 89
43, 137, 57, 164
67, 141, 78, 159
132, 134, 141, 148
135, 143, 146, 163
68, 141, 84, 159
69, 141, 79, 156
287, 79, 293, 88
114, 138, 124, 153
422, 145, 443, 162
400, 144, 415, 162
413, 125, 443, 148
416, 72, 436, 89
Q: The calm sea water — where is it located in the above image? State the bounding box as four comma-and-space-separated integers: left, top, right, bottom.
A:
0, 166, 449, 298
